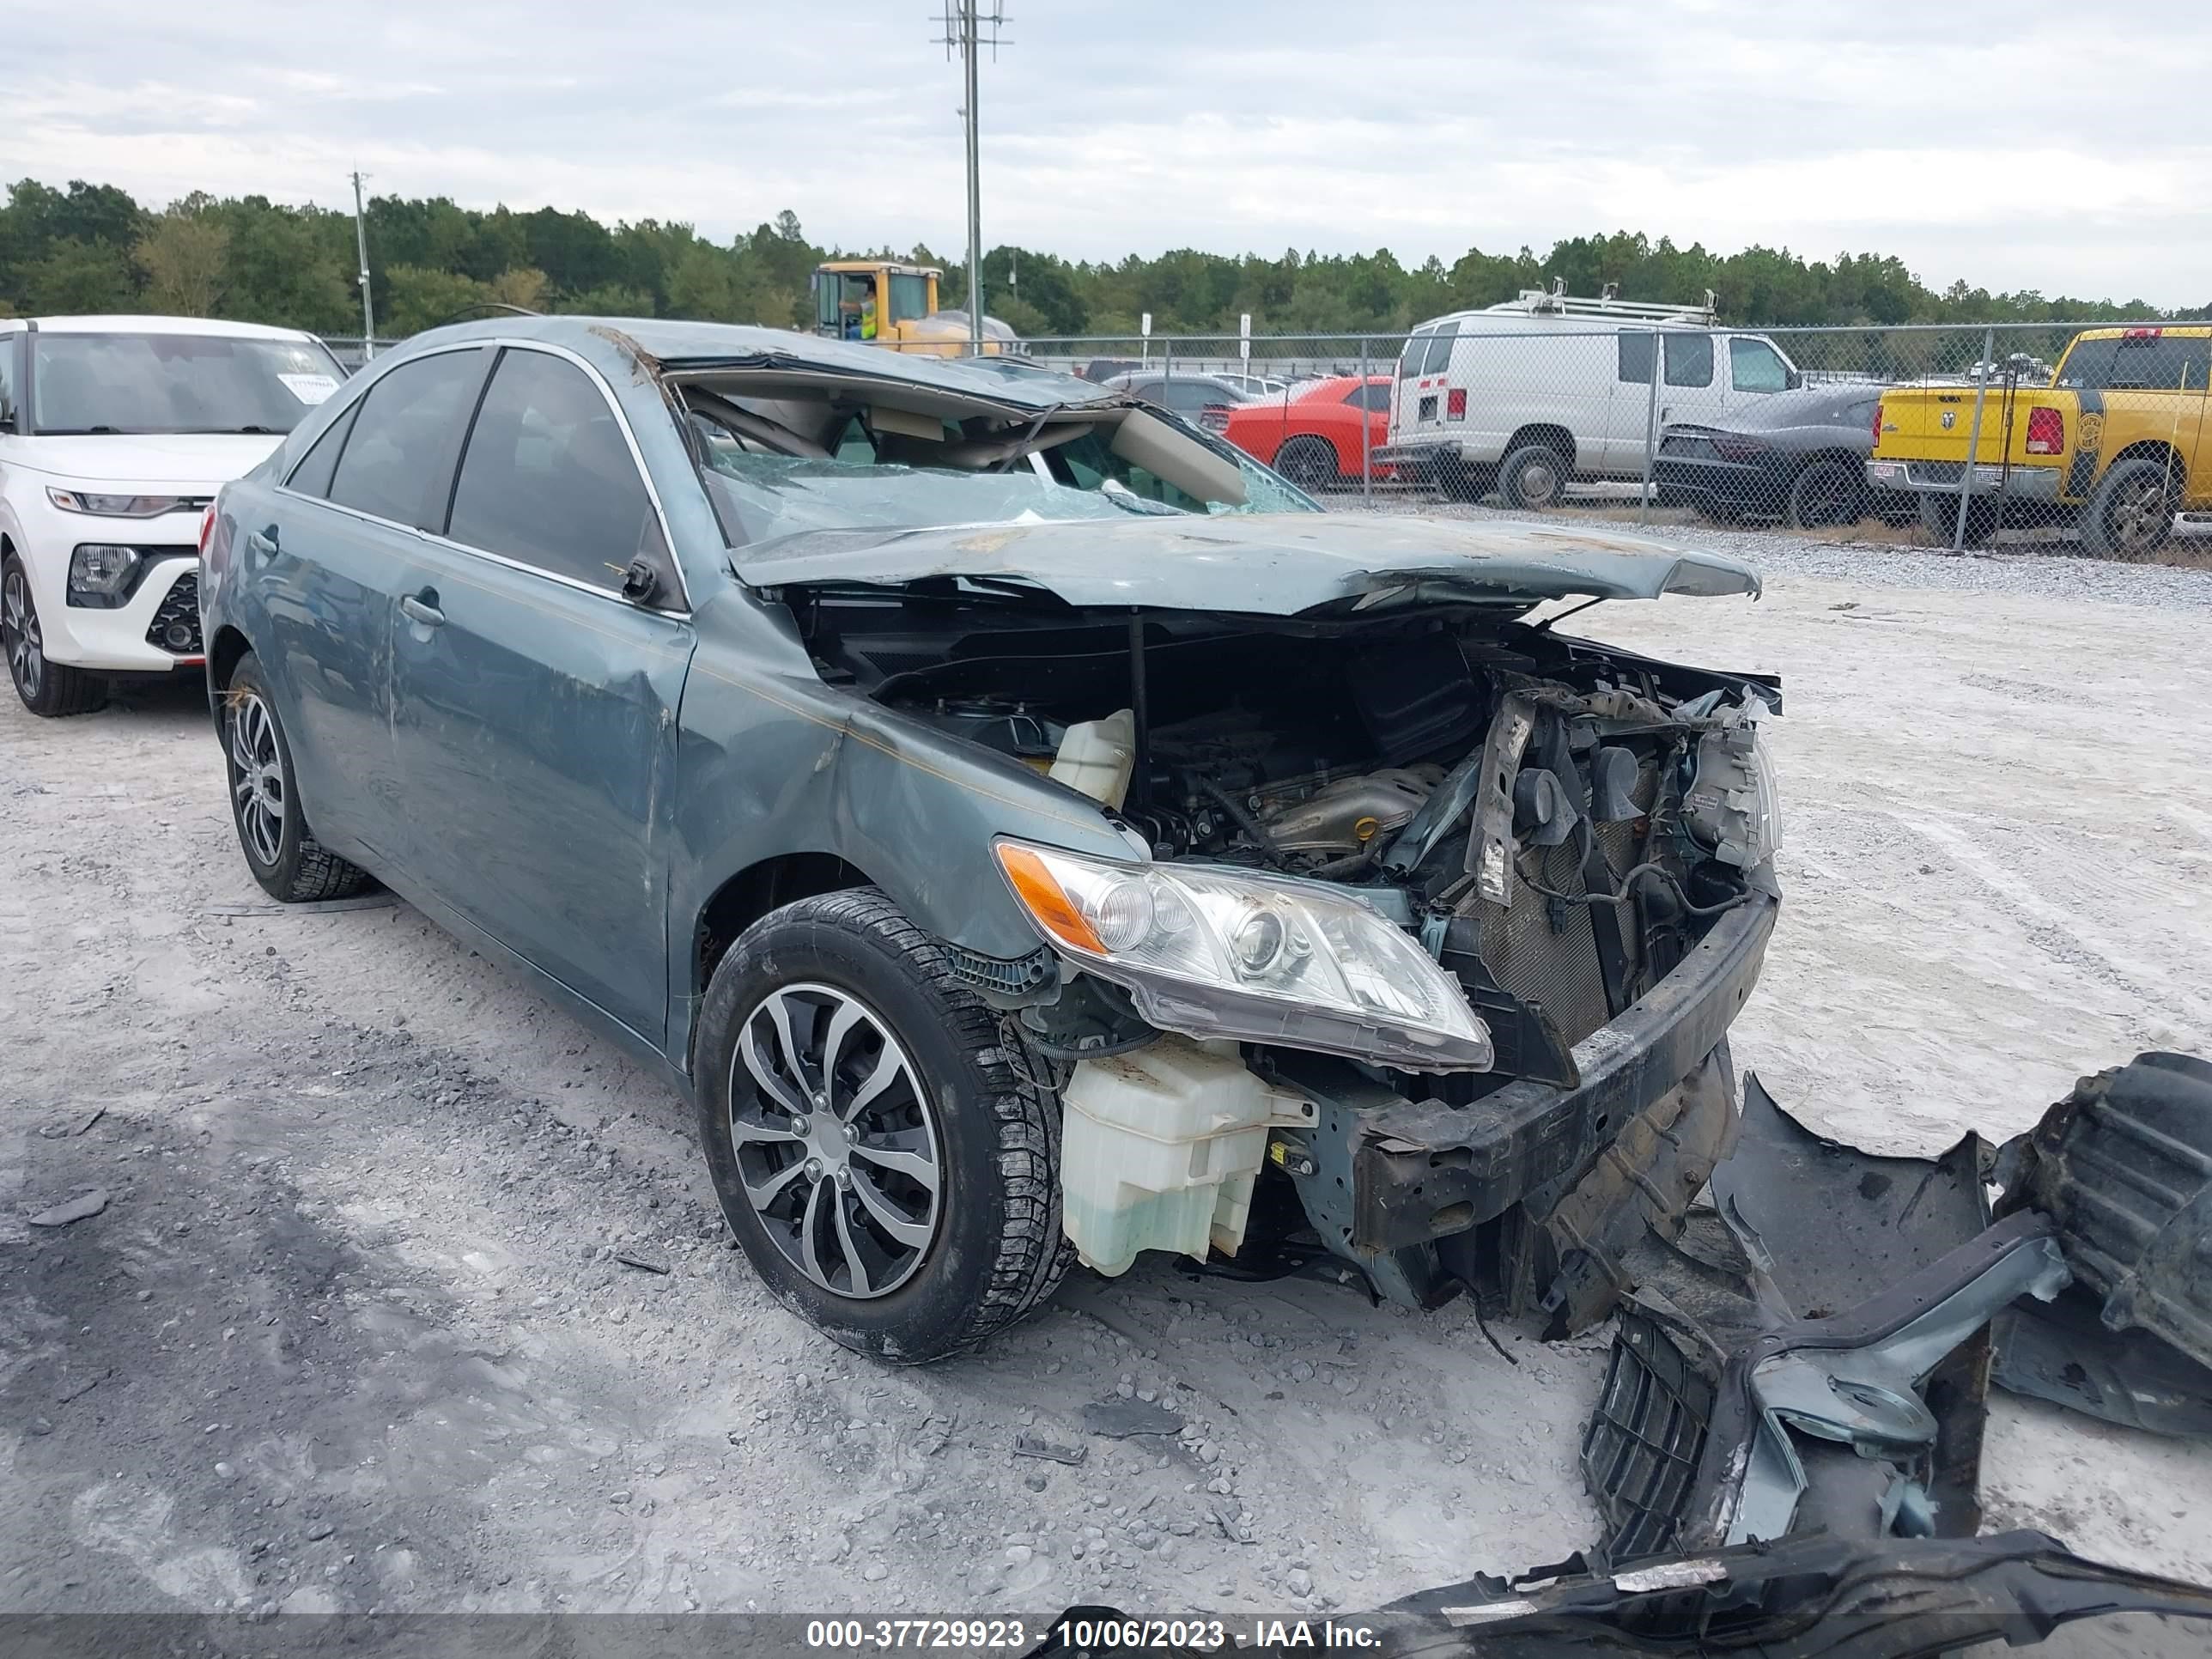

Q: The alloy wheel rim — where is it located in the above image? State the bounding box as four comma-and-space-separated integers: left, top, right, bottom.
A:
228, 691, 287, 866
2112, 478, 2169, 551
4, 569, 43, 699
727, 981, 942, 1299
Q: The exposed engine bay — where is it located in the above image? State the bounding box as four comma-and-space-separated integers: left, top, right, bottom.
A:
796, 587, 1781, 1066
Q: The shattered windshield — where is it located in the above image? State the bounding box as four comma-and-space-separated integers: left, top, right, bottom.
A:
685, 386, 1316, 551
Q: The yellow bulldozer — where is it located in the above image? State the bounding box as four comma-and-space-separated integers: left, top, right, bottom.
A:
811, 260, 1020, 356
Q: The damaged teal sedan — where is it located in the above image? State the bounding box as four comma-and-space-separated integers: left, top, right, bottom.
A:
199, 318, 1783, 1365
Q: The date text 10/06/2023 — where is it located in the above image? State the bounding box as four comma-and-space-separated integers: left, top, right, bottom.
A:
803, 1618, 1386, 1650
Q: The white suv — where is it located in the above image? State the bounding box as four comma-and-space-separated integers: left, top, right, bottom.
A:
0, 315, 344, 716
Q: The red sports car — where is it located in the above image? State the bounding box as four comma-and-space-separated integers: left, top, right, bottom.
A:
1219, 374, 1396, 489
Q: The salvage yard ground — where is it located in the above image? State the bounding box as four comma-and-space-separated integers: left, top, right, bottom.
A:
3, 530, 2210, 1631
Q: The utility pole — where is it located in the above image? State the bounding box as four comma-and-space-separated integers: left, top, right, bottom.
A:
350, 171, 376, 361
938, 3, 1008, 355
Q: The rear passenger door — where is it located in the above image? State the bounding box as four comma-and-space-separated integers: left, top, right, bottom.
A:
385, 343, 694, 1046
270, 343, 490, 866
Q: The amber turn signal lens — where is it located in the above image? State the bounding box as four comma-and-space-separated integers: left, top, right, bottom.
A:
994, 842, 1104, 955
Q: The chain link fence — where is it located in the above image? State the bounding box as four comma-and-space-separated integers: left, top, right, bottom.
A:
1024, 315, 2212, 559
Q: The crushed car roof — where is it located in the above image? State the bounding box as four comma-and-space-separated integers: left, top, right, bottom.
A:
418, 314, 1110, 410
736, 514, 1765, 614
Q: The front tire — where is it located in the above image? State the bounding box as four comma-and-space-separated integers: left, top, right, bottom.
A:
222, 652, 373, 902
696, 888, 1072, 1362
2081, 457, 2179, 560
3, 556, 107, 717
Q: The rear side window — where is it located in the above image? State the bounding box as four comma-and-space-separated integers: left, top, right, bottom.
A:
1420, 323, 1458, 375
1344, 382, 1391, 411
1665, 333, 1714, 388
285, 403, 360, 498
1397, 330, 1431, 380
2057, 334, 2212, 392
1618, 331, 1656, 385
447, 349, 662, 593
327, 349, 486, 527
1729, 337, 1791, 393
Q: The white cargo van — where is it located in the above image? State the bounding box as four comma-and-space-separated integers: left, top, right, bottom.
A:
1375, 289, 1799, 507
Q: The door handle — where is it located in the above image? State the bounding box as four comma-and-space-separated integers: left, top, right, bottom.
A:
245, 525, 279, 557
399, 590, 445, 628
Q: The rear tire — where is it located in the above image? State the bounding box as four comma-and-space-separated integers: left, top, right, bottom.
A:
696, 887, 1073, 1363
1273, 436, 1336, 492
1918, 491, 1996, 549
1498, 443, 1570, 511
222, 652, 374, 902
1786, 457, 1864, 530
3, 556, 108, 717
2080, 457, 2179, 560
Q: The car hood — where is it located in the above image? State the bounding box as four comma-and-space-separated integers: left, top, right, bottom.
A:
736, 514, 1762, 616
15, 433, 287, 486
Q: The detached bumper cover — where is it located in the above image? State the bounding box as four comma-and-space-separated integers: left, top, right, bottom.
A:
1349, 890, 1777, 1255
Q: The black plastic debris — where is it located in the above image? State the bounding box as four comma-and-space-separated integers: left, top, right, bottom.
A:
1080, 1398, 1184, 1438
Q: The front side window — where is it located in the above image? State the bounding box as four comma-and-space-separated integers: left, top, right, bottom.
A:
1729, 337, 1791, 393
887, 273, 931, 325
327, 349, 486, 527
1665, 332, 1715, 388
447, 349, 662, 593
29, 332, 343, 436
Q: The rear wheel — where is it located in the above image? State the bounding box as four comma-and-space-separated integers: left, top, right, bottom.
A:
1918, 491, 1996, 549
1273, 436, 1336, 492
696, 887, 1072, 1362
222, 652, 374, 902
1498, 443, 1570, 511
3, 556, 107, 717
2080, 458, 2179, 560
1786, 458, 1864, 529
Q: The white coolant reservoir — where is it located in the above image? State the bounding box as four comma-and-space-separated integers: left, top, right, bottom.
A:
1060, 1035, 1316, 1276
1048, 708, 1136, 810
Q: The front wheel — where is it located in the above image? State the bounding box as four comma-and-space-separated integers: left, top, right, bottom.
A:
2081, 458, 2179, 560
696, 888, 1072, 1362
3, 556, 107, 717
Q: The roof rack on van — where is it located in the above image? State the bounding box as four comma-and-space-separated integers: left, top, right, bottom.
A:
1489, 279, 1718, 325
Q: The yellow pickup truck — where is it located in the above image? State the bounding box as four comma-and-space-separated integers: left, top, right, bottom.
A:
1867, 325, 2209, 554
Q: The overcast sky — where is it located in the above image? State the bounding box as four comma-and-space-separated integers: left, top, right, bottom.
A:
8, 1, 2209, 305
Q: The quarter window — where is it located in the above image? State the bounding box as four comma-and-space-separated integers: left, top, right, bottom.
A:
327, 349, 486, 527
447, 349, 664, 594
1729, 337, 1791, 393
1344, 382, 1391, 412
286, 402, 360, 499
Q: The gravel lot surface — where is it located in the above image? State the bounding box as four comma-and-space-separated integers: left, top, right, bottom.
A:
3, 532, 2209, 1641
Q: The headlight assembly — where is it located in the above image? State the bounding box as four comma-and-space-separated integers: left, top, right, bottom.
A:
1684, 708, 1783, 869
66, 543, 143, 606
994, 840, 1493, 1072
46, 489, 191, 518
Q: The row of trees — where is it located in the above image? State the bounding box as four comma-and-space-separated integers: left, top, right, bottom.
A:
0, 178, 2200, 343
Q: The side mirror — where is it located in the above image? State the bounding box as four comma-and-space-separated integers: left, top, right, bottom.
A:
1784, 369, 1803, 390
620, 556, 662, 606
